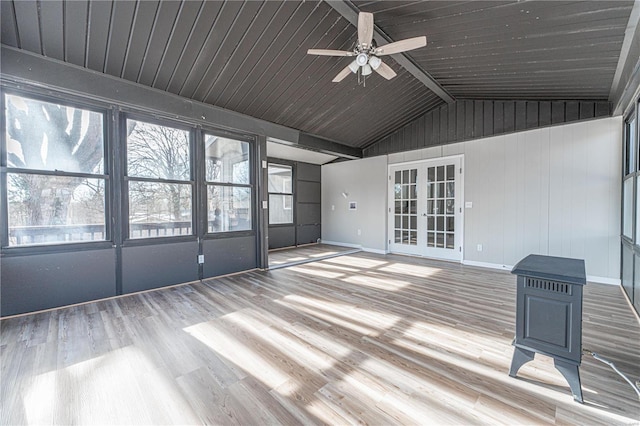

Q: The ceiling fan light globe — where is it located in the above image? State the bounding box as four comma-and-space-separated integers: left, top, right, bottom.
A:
369, 56, 382, 70
356, 53, 369, 67
348, 60, 359, 73
362, 64, 372, 76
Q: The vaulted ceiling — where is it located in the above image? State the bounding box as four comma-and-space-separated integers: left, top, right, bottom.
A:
0, 0, 636, 150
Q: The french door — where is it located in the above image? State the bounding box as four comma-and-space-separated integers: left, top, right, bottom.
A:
388, 157, 463, 261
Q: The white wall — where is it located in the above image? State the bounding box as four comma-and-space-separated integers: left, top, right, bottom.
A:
321, 156, 388, 252
322, 117, 622, 282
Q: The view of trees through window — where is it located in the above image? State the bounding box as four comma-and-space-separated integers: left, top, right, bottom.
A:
4, 94, 106, 245
126, 119, 193, 239
2, 91, 256, 247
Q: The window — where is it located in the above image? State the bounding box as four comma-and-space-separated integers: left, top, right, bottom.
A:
268, 163, 293, 224
126, 118, 193, 239
205, 135, 252, 233
3, 93, 107, 246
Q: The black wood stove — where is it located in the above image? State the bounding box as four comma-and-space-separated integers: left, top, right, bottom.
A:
509, 254, 587, 403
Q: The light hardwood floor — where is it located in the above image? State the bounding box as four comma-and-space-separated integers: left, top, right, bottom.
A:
268, 243, 360, 268
1, 252, 639, 425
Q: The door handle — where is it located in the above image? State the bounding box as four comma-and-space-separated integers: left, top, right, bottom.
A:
421, 213, 427, 217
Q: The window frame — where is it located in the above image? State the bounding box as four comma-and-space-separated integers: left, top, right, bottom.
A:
621, 96, 640, 315
122, 113, 197, 245
1, 87, 113, 252
267, 161, 295, 226
202, 130, 256, 237
623, 105, 638, 245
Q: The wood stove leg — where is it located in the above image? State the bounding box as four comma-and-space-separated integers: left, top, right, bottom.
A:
509, 346, 535, 377
554, 359, 583, 403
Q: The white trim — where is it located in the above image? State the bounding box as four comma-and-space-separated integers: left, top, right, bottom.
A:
319, 240, 387, 254
462, 260, 513, 271
387, 153, 464, 168
319, 240, 361, 249
387, 156, 464, 261
462, 260, 621, 286
587, 275, 621, 286
362, 247, 388, 255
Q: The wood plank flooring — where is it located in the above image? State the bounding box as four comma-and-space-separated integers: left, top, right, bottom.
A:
268, 243, 360, 268
1, 252, 639, 425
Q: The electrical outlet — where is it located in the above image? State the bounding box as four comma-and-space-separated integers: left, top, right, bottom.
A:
332, 205, 335, 211
477, 244, 483, 252
198, 255, 204, 264
357, 229, 361, 236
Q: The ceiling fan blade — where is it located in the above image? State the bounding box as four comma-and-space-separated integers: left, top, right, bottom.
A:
375, 36, 427, 56
307, 49, 354, 57
374, 60, 396, 80
358, 12, 374, 49
332, 65, 353, 83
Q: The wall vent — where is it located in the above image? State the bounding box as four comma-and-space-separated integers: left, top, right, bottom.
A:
525, 277, 571, 295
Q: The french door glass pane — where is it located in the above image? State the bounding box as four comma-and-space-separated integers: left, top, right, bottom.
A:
426, 165, 455, 251
393, 168, 418, 245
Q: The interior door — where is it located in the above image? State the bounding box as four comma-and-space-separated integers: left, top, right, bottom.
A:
388, 157, 463, 261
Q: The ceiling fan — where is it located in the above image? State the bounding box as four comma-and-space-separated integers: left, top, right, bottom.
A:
307, 12, 426, 83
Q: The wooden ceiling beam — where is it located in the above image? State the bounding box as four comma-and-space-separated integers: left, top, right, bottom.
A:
326, 0, 455, 104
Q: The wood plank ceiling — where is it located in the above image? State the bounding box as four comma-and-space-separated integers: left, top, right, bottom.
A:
0, 0, 634, 149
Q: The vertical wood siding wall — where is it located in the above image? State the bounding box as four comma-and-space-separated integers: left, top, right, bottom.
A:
364, 100, 611, 157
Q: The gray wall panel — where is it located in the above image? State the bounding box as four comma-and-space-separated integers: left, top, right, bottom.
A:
203, 236, 257, 277
269, 226, 296, 249
297, 225, 320, 245
122, 242, 199, 294
364, 99, 613, 157
566, 101, 579, 122
297, 181, 321, 203
298, 203, 321, 224
297, 162, 321, 181
1, 249, 116, 316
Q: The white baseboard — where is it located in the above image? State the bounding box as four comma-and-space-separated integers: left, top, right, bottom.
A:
362, 247, 388, 255
586, 275, 621, 286
319, 240, 387, 255
461, 260, 620, 285
319, 240, 361, 249
322, 244, 622, 286
462, 260, 513, 271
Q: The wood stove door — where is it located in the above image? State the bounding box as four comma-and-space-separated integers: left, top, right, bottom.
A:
388, 157, 463, 261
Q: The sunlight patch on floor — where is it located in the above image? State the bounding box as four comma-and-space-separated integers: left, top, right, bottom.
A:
185, 320, 289, 390
288, 265, 345, 279
24, 346, 198, 425
309, 251, 339, 258
343, 274, 410, 291
379, 262, 443, 278
278, 295, 379, 336
270, 255, 307, 265
324, 256, 389, 269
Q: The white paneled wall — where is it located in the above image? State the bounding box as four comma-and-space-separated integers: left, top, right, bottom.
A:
321, 156, 388, 253
323, 117, 622, 282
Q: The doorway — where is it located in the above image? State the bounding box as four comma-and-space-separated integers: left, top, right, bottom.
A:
388, 156, 463, 261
